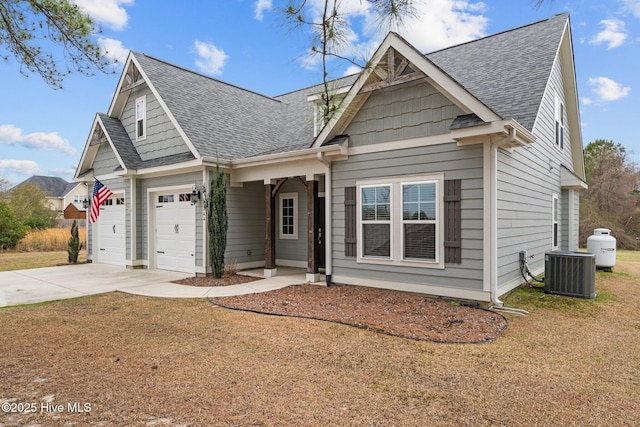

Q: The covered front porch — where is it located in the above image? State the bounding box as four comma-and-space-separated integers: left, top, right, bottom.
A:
224, 145, 346, 283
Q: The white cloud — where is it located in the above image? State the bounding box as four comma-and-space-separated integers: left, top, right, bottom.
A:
588, 76, 631, 102
295, 0, 488, 71
581, 97, 593, 105
194, 41, 228, 76
0, 125, 76, 155
590, 19, 627, 49
71, 0, 134, 31
0, 160, 41, 177
398, 0, 488, 52
98, 37, 129, 65
621, 0, 640, 19
254, 0, 272, 21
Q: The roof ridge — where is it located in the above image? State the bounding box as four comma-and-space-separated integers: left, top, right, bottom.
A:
132, 51, 282, 104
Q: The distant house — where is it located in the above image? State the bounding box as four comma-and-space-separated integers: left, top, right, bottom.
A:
12, 175, 87, 219
75, 14, 586, 304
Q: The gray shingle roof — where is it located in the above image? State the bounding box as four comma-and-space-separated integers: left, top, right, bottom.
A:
427, 14, 568, 130
99, 113, 195, 170
134, 53, 287, 160
97, 14, 566, 166
13, 175, 70, 197
98, 113, 142, 169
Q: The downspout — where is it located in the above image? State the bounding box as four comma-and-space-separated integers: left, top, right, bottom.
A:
317, 152, 333, 285
489, 141, 502, 307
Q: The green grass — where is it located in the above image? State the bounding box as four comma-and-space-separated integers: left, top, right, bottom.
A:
504, 250, 639, 313
0, 250, 86, 272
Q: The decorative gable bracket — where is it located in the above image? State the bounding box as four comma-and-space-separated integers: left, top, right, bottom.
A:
361, 48, 426, 94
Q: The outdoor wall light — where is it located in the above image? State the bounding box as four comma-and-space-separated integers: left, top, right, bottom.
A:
190, 185, 206, 205
82, 198, 89, 209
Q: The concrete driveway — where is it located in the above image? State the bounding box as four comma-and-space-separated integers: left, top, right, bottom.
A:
0, 264, 191, 307
0, 264, 312, 308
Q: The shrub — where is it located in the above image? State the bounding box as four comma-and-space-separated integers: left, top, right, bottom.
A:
0, 201, 27, 249
68, 220, 83, 263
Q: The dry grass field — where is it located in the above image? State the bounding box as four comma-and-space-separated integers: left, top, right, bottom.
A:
0, 254, 639, 426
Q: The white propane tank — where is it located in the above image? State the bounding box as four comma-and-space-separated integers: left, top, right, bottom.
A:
587, 228, 617, 271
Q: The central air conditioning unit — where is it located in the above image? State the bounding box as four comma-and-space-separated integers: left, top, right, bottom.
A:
544, 251, 596, 299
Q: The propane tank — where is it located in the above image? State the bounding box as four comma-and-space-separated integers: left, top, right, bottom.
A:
587, 228, 616, 272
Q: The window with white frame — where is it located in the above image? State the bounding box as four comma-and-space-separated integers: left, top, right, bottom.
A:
402, 182, 437, 260
554, 94, 564, 150
73, 195, 84, 204
552, 193, 559, 249
357, 174, 444, 268
279, 192, 298, 239
361, 185, 391, 257
136, 96, 146, 140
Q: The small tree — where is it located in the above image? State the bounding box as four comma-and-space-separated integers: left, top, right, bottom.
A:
9, 182, 57, 229
206, 164, 228, 278
67, 219, 83, 263
0, 200, 27, 250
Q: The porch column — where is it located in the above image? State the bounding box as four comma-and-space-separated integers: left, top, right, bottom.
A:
306, 178, 320, 282
264, 182, 277, 277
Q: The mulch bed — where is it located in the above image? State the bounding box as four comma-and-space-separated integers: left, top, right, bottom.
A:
209, 284, 507, 343
172, 274, 261, 287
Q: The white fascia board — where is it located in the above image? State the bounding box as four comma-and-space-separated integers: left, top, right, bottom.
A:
560, 166, 588, 189
106, 51, 136, 118
74, 116, 100, 180
229, 144, 345, 169
453, 119, 536, 147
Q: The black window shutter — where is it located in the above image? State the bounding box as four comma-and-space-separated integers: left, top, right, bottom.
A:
444, 179, 462, 264
344, 186, 357, 257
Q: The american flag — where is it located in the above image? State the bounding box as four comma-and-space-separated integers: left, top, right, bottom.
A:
89, 179, 114, 224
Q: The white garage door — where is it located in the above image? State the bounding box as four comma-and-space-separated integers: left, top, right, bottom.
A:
96, 196, 126, 266
155, 192, 196, 273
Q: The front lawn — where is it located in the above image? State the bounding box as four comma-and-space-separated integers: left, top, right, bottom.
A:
1, 253, 638, 425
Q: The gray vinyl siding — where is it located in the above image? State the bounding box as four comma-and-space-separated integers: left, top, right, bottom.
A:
226, 181, 266, 265
347, 79, 465, 147
121, 84, 191, 161
332, 143, 484, 291
92, 142, 121, 176
137, 172, 203, 265
275, 179, 308, 263
496, 53, 575, 288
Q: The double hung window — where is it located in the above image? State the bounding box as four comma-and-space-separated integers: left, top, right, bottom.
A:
357, 174, 443, 268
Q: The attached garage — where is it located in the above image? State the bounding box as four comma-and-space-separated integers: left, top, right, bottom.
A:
95, 196, 126, 266
153, 191, 196, 273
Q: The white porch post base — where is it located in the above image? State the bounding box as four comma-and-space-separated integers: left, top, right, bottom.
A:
306, 273, 321, 283
264, 268, 278, 278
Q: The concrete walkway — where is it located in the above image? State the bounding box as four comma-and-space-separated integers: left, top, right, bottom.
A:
0, 264, 314, 308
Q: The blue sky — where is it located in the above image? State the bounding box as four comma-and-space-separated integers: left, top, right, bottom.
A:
0, 0, 638, 185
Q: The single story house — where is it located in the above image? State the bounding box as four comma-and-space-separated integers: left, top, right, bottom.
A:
74, 13, 587, 304
12, 175, 87, 219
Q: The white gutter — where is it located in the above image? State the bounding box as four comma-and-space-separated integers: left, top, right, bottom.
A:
317, 152, 333, 284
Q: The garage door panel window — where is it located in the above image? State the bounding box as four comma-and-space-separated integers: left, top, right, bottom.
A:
357, 175, 443, 268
